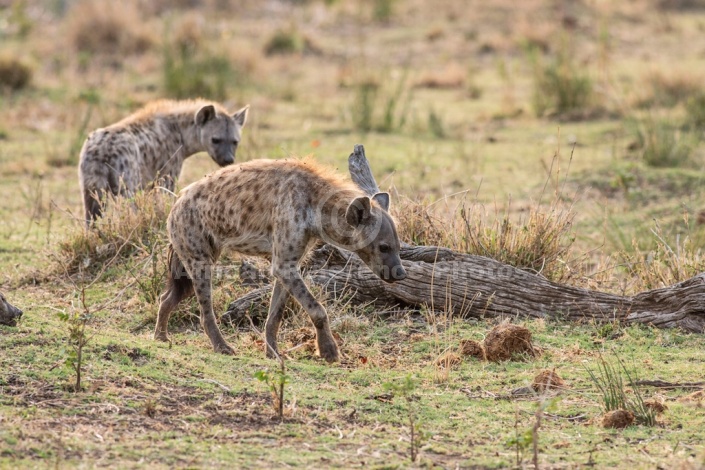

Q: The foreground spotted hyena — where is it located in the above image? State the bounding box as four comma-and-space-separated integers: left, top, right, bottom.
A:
78, 99, 249, 224
0, 292, 23, 326
154, 158, 407, 363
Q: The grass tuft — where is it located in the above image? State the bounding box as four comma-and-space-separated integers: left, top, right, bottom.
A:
0, 55, 32, 91
56, 190, 171, 275
66, 0, 153, 56
528, 41, 594, 118
629, 117, 695, 168
586, 353, 657, 427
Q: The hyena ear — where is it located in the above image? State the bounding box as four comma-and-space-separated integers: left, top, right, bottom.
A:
195, 105, 216, 126
346, 196, 371, 227
233, 105, 249, 127
372, 192, 390, 212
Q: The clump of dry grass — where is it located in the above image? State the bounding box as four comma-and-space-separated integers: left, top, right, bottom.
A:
394, 193, 578, 283
620, 221, 705, 292
635, 69, 704, 108
56, 190, 172, 275
66, 0, 153, 56
0, 55, 32, 90
459, 200, 577, 282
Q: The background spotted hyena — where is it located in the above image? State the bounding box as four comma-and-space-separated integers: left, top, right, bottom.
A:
154, 158, 407, 363
78, 99, 249, 224
0, 292, 23, 326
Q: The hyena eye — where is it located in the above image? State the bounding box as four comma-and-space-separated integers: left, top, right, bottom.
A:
211, 138, 222, 145
379, 243, 391, 254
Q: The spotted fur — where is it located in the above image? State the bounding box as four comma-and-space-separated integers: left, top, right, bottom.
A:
78, 99, 249, 224
154, 158, 407, 362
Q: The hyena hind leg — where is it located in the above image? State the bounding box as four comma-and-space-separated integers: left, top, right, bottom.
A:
154, 248, 194, 342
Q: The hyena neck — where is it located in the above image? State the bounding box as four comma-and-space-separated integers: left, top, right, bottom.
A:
312, 187, 364, 249
166, 113, 206, 158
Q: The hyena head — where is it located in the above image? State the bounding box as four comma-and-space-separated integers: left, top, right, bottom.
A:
194, 104, 249, 167
0, 292, 23, 327
346, 193, 407, 283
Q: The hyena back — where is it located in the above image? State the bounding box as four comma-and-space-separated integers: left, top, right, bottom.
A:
155, 158, 407, 362
78, 99, 249, 224
0, 292, 23, 326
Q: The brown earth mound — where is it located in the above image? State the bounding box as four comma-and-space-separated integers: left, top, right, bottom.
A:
602, 409, 635, 429
484, 323, 536, 362
458, 339, 486, 361
532, 369, 566, 393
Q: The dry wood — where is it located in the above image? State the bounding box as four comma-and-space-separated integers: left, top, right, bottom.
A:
223, 145, 705, 333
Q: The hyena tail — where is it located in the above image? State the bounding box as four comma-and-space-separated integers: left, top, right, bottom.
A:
83, 190, 103, 226
165, 244, 194, 302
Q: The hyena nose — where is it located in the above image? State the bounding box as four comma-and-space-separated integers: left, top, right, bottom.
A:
394, 266, 407, 281
384, 265, 406, 283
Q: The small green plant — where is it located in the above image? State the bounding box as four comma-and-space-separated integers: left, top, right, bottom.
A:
372, 0, 395, 22
527, 40, 593, 118
630, 117, 694, 168
685, 93, 705, 129
506, 397, 560, 469
264, 29, 305, 56
57, 287, 92, 393
162, 29, 232, 100
585, 353, 656, 426
254, 356, 288, 420
427, 108, 446, 138
383, 374, 427, 462
350, 71, 412, 133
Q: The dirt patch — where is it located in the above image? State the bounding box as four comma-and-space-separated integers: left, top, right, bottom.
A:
602, 409, 635, 429
458, 339, 486, 361
532, 369, 566, 393
678, 390, 704, 405
484, 323, 536, 362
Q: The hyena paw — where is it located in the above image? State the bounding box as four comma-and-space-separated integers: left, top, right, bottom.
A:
215, 343, 236, 355
154, 332, 170, 342
317, 340, 340, 364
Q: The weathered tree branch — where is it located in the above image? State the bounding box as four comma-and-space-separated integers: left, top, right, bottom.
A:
223, 145, 705, 333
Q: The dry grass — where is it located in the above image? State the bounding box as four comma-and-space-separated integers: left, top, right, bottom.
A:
66, 0, 154, 56
636, 69, 704, 108
56, 189, 172, 275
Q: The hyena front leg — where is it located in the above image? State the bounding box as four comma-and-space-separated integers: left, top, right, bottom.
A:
184, 259, 236, 355
273, 264, 339, 363
264, 279, 290, 359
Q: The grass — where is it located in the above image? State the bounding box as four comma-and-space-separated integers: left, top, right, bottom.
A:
2, 0, 705, 467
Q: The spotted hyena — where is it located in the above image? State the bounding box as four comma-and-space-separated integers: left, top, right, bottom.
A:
154, 158, 407, 363
78, 99, 249, 224
0, 292, 23, 326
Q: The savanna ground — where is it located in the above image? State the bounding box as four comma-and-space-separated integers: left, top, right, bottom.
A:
2, 0, 705, 468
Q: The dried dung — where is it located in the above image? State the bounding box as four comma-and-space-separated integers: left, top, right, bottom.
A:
644, 396, 668, 414
436, 352, 462, 369
484, 323, 536, 362
602, 409, 635, 429
459, 339, 486, 361
532, 369, 566, 393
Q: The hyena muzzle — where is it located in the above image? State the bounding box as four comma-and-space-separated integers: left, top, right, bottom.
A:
0, 292, 23, 327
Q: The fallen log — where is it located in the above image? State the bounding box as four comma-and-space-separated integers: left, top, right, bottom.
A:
223, 145, 705, 333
